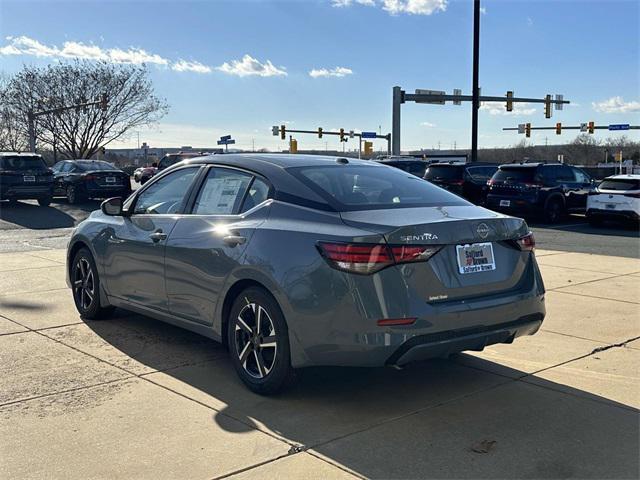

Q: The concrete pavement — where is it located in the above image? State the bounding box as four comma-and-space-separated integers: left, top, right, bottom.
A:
0, 248, 638, 479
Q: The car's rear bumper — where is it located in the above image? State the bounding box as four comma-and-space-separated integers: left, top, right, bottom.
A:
486, 195, 540, 216
0, 185, 53, 199
587, 208, 639, 221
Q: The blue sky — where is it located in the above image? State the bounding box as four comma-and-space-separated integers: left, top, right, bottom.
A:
1, 0, 639, 152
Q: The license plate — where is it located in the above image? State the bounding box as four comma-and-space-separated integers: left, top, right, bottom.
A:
606, 204, 616, 210
456, 242, 496, 274
500, 199, 510, 207
106, 177, 116, 183
23, 175, 35, 182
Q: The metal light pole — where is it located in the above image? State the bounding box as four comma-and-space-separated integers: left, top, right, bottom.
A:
392, 86, 402, 154
470, 0, 480, 163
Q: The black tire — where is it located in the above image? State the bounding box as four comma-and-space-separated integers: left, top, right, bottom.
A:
544, 198, 564, 224
7, 198, 18, 205
38, 196, 52, 207
66, 185, 78, 204
71, 248, 115, 320
227, 287, 295, 395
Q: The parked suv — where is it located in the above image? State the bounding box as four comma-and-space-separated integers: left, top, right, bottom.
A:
0, 152, 54, 206
376, 158, 430, 177
486, 163, 593, 223
424, 162, 499, 205
586, 174, 640, 226
157, 152, 203, 172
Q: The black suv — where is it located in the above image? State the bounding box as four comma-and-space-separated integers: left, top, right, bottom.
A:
0, 152, 54, 206
424, 162, 499, 205
157, 152, 203, 172
486, 163, 593, 223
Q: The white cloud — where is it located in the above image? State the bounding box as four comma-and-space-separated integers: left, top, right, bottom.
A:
420, 121, 436, 127
480, 101, 536, 116
480, 6, 486, 14
330, 0, 446, 15
527, 17, 533, 26
592, 96, 640, 114
216, 54, 287, 77
309, 66, 353, 78
172, 60, 212, 73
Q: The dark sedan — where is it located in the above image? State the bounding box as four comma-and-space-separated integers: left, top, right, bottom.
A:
52, 160, 132, 204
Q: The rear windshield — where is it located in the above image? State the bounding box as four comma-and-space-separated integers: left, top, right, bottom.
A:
598, 178, 640, 191
76, 161, 118, 171
290, 164, 469, 211
424, 165, 464, 181
466, 165, 498, 181
492, 167, 538, 182
0, 156, 47, 171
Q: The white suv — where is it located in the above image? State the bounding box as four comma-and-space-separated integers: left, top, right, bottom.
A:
586, 174, 640, 226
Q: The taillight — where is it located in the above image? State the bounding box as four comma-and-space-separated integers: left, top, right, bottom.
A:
486, 179, 494, 186
84, 174, 96, 181
516, 232, 535, 251
450, 180, 464, 186
317, 242, 441, 274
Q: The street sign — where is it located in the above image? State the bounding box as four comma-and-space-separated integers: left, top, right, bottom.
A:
361, 131, 377, 139
220, 135, 232, 141
272, 126, 279, 136
555, 94, 563, 111
415, 89, 446, 105
557, 154, 564, 164
580, 123, 588, 132
608, 124, 630, 131
517, 124, 525, 134
349, 130, 354, 138
217, 139, 235, 145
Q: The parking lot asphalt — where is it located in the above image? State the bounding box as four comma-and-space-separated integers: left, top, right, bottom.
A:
0, 243, 638, 478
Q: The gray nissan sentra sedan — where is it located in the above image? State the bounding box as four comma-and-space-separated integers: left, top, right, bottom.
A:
66, 154, 545, 394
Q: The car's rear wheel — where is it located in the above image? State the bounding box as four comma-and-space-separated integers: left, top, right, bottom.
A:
227, 287, 295, 395
66, 185, 79, 204
544, 198, 564, 224
71, 248, 114, 320
38, 196, 52, 207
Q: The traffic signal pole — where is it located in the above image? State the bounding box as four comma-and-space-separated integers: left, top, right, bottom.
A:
471, 0, 480, 163
273, 126, 391, 157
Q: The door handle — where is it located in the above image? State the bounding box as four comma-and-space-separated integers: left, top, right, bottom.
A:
149, 230, 167, 243
223, 235, 246, 247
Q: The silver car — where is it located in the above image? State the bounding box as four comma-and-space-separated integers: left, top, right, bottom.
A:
66, 154, 545, 394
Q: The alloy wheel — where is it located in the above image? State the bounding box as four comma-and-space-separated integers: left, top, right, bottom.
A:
67, 186, 76, 204
234, 302, 278, 379
73, 257, 95, 311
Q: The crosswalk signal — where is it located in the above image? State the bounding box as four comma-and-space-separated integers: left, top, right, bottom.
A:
588, 121, 595, 134
506, 91, 513, 112
339, 128, 345, 142
525, 123, 531, 138
364, 141, 373, 156
555, 122, 562, 135
544, 94, 552, 119
280, 124, 286, 140
318, 127, 322, 138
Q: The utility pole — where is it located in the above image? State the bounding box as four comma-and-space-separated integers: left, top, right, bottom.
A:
392, 86, 402, 155
471, 0, 480, 163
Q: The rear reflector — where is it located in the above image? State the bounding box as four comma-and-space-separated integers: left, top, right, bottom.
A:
516, 232, 535, 251
377, 317, 417, 326
317, 242, 441, 275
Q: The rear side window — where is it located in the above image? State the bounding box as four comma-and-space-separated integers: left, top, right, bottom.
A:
492, 167, 538, 183
598, 179, 640, 191
290, 164, 469, 211
0, 156, 47, 171
424, 165, 464, 181
193, 168, 252, 215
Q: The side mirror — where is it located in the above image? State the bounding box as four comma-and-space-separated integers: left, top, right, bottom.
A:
101, 197, 123, 216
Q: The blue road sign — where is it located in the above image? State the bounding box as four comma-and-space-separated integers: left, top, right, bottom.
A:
608, 124, 630, 131
220, 134, 232, 141
217, 139, 235, 145
362, 131, 377, 139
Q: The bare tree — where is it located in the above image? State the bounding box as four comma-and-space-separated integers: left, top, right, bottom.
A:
3, 61, 168, 158
0, 75, 29, 151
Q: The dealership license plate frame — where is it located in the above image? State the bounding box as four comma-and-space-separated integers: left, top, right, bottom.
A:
456, 242, 496, 274
106, 176, 116, 183
23, 175, 35, 182
500, 199, 510, 207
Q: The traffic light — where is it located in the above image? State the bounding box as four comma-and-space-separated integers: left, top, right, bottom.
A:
588, 121, 595, 134
280, 124, 286, 140
364, 141, 373, 156
339, 128, 345, 142
555, 122, 562, 135
318, 127, 322, 138
525, 123, 531, 138
290, 139, 297, 154
544, 94, 552, 119
100, 93, 108, 112
506, 91, 513, 112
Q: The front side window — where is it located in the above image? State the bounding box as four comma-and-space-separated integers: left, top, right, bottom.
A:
572, 168, 590, 184
291, 164, 468, 211
133, 167, 198, 214
193, 168, 253, 215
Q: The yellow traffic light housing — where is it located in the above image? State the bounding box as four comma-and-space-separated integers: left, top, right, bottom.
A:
318, 127, 322, 138
506, 91, 513, 112
555, 122, 562, 135
544, 94, 552, 119
290, 138, 297, 154
280, 124, 286, 140
525, 123, 531, 138
339, 128, 345, 142
588, 121, 595, 134
364, 141, 373, 156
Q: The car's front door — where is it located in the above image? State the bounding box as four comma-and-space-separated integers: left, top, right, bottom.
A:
102, 166, 201, 311
164, 166, 271, 325
567, 167, 593, 211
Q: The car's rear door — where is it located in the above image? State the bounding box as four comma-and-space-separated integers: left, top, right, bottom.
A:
102, 166, 201, 310
164, 166, 271, 325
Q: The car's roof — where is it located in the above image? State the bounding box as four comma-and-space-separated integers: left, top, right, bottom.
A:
0, 152, 42, 157
181, 153, 378, 169
376, 158, 426, 164
604, 174, 640, 180
499, 162, 552, 168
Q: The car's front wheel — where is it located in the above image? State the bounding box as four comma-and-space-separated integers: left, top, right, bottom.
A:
71, 248, 114, 320
227, 287, 295, 395
544, 198, 564, 224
